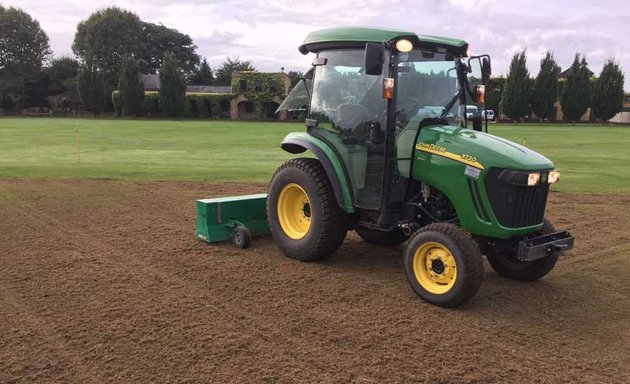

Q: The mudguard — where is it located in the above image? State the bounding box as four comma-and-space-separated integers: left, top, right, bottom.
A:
280, 132, 354, 213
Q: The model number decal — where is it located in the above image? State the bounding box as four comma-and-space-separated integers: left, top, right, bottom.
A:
461, 154, 477, 163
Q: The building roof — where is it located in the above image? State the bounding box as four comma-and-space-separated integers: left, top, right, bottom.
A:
142, 74, 160, 90
186, 85, 232, 94
142, 75, 233, 94
298, 27, 468, 55
560, 66, 594, 79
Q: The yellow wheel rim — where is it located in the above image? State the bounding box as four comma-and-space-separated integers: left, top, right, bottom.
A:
277, 183, 311, 240
412, 241, 457, 294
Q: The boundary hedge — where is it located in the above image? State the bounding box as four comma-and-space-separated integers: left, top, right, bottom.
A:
112, 91, 234, 118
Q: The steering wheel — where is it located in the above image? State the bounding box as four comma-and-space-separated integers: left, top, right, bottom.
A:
397, 97, 420, 120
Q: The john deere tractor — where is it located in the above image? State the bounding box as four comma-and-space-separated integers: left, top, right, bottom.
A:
268, 27, 573, 307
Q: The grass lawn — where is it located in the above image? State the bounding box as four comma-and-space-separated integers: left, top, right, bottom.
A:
0, 118, 300, 183
0, 117, 628, 193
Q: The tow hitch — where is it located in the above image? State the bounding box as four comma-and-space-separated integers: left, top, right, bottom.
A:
517, 231, 574, 262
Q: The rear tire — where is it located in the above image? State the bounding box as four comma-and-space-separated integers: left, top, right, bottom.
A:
356, 227, 408, 246
267, 158, 347, 261
486, 219, 559, 282
404, 223, 483, 308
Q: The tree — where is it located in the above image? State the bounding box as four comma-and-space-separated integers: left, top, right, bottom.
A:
560, 54, 592, 123
23, 72, 50, 107
72, 7, 143, 75
0, 5, 51, 108
592, 58, 625, 123
531, 52, 560, 122
48, 57, 79, 82
72, 7, 199, 89
159, 51, 186, 117
43, 57, 81, 111
286, 70, 304, 91
485, 76, 505, 116
77, 66, 106, 113
140, 22, 199, 75
214, 57, 256, 86
500, 50, 531, 122
47, 56, 80, 95
189, 58, 214, 85
118, 55, 145, 116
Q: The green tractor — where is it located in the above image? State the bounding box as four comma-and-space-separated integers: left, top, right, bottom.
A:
268, 27, 573, 307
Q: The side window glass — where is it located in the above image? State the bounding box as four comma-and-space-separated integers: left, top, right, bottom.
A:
309, 50, 386, 140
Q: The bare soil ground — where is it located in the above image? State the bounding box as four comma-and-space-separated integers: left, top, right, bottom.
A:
0, 180, 628, 384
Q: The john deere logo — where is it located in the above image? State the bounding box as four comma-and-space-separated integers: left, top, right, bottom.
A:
418, 142, 447, 153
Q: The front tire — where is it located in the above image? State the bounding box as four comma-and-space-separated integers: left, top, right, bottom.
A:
267, 158, 347, 261
404, 223, 483, 308
486, 219, 560, 282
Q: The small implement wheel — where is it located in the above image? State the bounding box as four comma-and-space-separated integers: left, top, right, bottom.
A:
231, 226, 251, 249
267, 158, 347, 261
486, 218, 560, 282
356, 227, 408, 247
404, 223, 483, 307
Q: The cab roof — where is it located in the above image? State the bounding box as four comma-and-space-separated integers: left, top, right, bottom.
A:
298, 27, 468, 55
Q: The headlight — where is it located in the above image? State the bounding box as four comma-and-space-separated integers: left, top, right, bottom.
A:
548, 170, 560, 184
395, 39, 413, 53
527, 172, 540, 186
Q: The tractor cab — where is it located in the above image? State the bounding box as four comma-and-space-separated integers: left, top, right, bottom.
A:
280, 27, 489, 223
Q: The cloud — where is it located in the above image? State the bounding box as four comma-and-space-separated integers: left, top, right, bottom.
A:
2, 0, 628, 88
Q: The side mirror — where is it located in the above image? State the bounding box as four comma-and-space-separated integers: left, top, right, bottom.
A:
365, 42, 383, 76
482, 57, 491, 84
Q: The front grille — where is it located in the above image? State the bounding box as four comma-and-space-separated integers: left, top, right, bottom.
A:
484, 167, 550, 228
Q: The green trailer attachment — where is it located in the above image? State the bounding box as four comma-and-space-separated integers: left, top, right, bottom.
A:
196, 194, 269, 248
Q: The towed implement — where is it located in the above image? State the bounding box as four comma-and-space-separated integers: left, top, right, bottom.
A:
198, 27, 574, 307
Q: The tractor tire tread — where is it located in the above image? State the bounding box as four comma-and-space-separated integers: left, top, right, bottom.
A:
486, 219, 560, 282
268, 158, 347, 261
405, 223, 483, 307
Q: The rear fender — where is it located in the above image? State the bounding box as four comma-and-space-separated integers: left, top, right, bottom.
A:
281, 132, 354, 213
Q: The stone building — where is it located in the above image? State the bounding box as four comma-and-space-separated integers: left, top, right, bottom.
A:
610, 94, 630, 124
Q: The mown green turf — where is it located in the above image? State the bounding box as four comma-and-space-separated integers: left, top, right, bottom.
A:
0, 118, 299, 183
487, 123, 630, 193
0, 118, 629, 192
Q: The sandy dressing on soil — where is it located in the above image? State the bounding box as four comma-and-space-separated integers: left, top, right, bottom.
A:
0, 180, 629, 383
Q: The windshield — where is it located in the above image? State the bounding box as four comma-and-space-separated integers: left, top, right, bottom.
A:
395, 49, 459, 125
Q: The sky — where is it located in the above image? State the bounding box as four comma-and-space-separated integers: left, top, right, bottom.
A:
3, 0, 629, 88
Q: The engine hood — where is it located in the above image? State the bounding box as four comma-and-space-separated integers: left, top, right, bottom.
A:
417, 125, 554, 171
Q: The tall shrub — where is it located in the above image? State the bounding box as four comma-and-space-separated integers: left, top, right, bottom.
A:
118, 55, 145, 116
592, 59, 625, 123
77, 66, 106, 113
560, 54, 592, 123
531, 52, 560, 122
501, 50, 531, 122
159, 51, 186, 117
